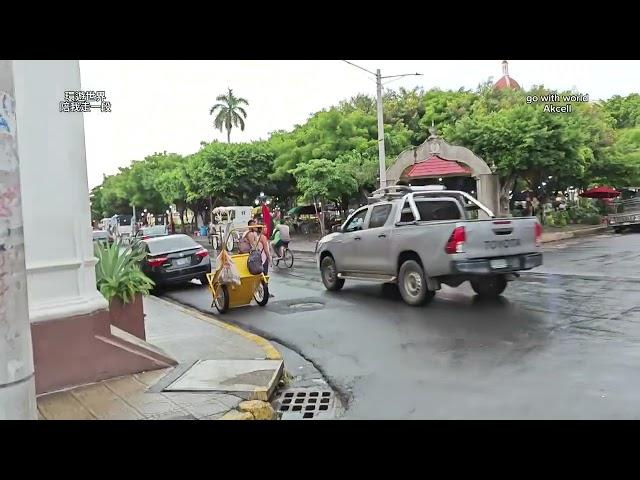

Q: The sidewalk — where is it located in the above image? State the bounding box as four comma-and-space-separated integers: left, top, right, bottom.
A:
37, 296, 282, 420
540, 224, 608, 243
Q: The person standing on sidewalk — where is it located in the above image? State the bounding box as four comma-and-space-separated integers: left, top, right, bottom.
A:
532, 196, 540, 217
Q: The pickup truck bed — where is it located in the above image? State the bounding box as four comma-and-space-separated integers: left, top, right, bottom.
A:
608, 197, 640, 232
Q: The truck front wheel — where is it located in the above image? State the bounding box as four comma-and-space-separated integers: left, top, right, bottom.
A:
398, 260, 435, 306
321, 256, 344, 291
470, 275, 507, 298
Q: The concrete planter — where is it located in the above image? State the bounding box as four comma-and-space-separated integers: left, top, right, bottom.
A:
109, 294, 145, 340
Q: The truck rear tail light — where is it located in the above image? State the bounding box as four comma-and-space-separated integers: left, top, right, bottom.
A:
195, 249, 209, 259
535, 222, 542, 247
445, 226, 466, 254
147, 256, 168, 267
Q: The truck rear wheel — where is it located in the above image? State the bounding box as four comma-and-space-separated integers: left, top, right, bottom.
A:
398, 260, 435, 306
321, 256, 344, 291
470, 275, 507, 298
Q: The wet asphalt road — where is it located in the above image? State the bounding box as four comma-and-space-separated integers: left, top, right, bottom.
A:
161, 231, 640, 419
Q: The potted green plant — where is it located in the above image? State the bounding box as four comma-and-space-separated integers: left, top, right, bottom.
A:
95, 240, 155, 340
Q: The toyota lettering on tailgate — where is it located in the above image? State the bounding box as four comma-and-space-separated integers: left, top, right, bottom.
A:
485, 238, 521, 249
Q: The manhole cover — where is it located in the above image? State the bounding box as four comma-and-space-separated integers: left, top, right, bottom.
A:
289, 302, 324, 309
272, 388, 336, 420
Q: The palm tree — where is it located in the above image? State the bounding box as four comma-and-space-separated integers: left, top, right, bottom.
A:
209, 88, 249, 143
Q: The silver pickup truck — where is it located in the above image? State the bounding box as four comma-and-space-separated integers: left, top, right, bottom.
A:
607, 197, 640, 233
315, 185, 543, 306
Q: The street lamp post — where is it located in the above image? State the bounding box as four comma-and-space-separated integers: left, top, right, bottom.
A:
344, 61, 423, 189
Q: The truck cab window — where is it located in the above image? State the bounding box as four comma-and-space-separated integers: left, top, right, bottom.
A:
369, 204, 392, 228
344, 209, 368, 232
415, 200, 461, 221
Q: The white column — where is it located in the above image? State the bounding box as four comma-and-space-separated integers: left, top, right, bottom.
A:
0, 60, 37, 419
13, 60, 108, 323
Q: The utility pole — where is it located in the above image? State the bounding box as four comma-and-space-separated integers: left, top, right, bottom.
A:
0, 60, 37, 419
375, 69, 386, 188
343, 61, 422, 189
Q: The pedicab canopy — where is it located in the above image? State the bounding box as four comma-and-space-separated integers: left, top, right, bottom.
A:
288, 205, 318, 216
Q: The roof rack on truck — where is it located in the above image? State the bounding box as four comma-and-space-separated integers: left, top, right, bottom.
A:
367, 185, 446, 204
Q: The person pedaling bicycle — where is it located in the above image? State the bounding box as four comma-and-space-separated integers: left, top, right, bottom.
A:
270, 221, 291, 259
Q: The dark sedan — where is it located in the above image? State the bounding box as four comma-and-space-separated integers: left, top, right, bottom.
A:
141, 234, 211, 287
134, 225, 169, 240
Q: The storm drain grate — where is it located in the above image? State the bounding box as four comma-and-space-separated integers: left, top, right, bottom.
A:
272, 388, 335, 420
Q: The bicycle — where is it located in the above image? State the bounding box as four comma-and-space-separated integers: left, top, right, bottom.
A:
271, 242, 294, 269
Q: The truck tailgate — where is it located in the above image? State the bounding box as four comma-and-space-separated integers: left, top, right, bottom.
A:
459, 217, 539, 259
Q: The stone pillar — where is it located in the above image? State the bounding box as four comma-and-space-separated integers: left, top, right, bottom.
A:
13, 60, 108, 324
477, 174, 501, 218
12, 61, 175, 395
0, 60, 37, 419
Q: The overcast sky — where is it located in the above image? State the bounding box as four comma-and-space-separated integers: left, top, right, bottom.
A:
80, 60, 640, 188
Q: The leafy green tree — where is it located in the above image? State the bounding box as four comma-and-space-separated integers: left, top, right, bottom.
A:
588, 127, 640, 187
289, 158, 357, 208
90, 184, 106, 221
99, 169, 135, 217
335, 150, 379, 203
446, 102, 591, 209
209, 88, 249, 143
271, 107, 411, 181
126, 158, 170, 214
602, 94, 640, 129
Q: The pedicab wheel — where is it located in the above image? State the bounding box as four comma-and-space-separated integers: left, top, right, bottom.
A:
254, 280, 269, 306
283, 248, 294, 268
226, 235, 236, 252
214, 285, 230, 313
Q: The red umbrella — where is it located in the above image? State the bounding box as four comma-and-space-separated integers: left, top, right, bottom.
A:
579, 186, 620, 199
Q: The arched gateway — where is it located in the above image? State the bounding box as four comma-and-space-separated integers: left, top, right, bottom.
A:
385, 127, 502, 218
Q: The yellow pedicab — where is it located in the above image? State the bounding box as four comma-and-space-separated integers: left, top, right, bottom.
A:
206, 225, 269, 314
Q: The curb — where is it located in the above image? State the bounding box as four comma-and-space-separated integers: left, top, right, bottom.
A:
540, 225, 608, 244
149, 295, 282, 361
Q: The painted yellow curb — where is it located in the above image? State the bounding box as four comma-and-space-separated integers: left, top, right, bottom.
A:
150, 295, 282, 360
220, 410, 254, 420
238, 400, 276, 420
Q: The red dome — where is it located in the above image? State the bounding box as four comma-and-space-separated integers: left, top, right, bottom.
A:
494, 75, 521, 90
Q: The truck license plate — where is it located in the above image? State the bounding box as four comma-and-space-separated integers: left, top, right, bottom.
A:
175, 258, 189, 266
490, 259, 508, 269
